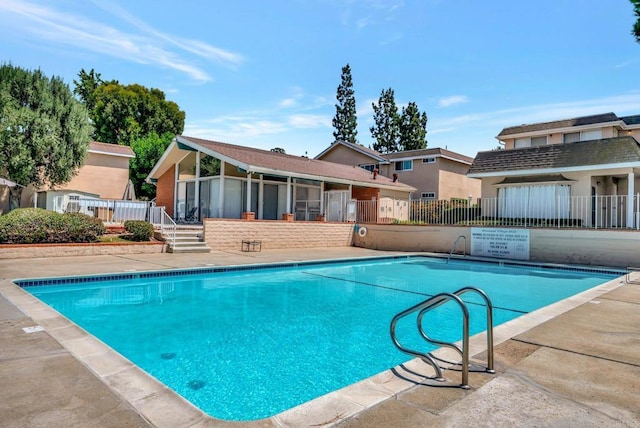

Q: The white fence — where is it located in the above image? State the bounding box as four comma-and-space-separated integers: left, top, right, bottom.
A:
356, 194, 640, 230
57, 197, 151, 224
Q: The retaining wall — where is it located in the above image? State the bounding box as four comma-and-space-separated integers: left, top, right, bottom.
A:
204, 219, 355, 250
0, 242, 166, 259
353, 224, 640, 268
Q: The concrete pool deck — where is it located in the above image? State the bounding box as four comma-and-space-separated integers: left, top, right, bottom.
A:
0, 247, 638, 427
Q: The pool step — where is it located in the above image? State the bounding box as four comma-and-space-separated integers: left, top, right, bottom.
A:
161, 227, 211, 253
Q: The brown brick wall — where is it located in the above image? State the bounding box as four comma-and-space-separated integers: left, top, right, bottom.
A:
156, 167, 175, 217
204, 219, 355, 250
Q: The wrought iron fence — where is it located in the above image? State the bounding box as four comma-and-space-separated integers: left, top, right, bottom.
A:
355, 195, 640, 230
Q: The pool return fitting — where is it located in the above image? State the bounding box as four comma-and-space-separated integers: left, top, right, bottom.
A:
390, 286, 495, 389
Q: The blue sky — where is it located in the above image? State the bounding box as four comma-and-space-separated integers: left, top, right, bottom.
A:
1, 0, 639, 158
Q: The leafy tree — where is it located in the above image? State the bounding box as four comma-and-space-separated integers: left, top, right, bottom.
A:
73, 68, 105, 112
398, 102, 428, 151
632, 0, 640, 43
74, 69, 185, 200
129, 132, 174, 200
0, 64, 92, 210
332, 64, 358, 145
370, 88, 400, 153
270, 147, 286, 154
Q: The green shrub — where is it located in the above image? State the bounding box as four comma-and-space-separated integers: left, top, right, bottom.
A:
0, 208, 105, 244
123, 220, 154, 241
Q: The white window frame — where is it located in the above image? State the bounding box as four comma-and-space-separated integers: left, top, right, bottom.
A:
563, 130, 602, 143
394, 160, 413, 171
421, 192, 436, 199
515, 136, 547, 148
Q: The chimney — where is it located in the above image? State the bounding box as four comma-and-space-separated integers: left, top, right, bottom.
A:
373, 168, 379, 179
393, 173, 398, 182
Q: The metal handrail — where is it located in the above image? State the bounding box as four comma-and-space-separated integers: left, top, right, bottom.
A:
417, 287, 495, 375
390, 286, 495, 389
446, 235, 466, 263
159, 207, 177, 248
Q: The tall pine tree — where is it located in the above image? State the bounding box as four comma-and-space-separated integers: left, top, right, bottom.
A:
399, 101, 428, 151
370, 88, 400, 153
332, 64, 358, 144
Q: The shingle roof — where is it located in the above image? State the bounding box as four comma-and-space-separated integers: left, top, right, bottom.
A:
468, 136, 640, 175
621, 115, 640, 126
88, 141, 135, 157
383, 148, 474, 164
179, 136, 415, 191
497, 113, 620, 137
314, 140, 386, 161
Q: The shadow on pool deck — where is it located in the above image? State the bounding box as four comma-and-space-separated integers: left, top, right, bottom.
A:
0, 248, 638, 427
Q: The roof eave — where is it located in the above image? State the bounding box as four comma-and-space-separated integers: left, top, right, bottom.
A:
468, 161, 640, 178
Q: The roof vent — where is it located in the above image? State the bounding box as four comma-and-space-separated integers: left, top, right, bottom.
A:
393, 173, 398, 182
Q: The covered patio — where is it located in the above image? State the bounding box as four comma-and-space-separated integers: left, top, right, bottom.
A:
146, 136, 415, 223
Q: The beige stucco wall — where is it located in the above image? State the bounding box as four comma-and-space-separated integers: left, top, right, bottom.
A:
353, 224, 640, 267
55, 152, 131, 199
317, 144, 378, 167
502, 125, 630, 149
204, 219, 354, 250
438, 166, 481, 201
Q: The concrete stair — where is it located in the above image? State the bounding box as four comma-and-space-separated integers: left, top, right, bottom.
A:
161, 225, 211, 253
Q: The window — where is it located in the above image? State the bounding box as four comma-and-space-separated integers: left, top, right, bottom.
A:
563, 130, 602, 143
563, 132, 580, 144
394, 160, 413, 171
514, 136, 547, 148
422, 157, 435, 164
360, 164, 376, 172
580, 130, 602, 141
531, 136, 547, 147
421, 192, 436, 199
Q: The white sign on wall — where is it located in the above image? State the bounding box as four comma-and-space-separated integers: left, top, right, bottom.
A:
470, 228, 530, 260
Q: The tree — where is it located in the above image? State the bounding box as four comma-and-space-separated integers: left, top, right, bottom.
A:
332, 64, 358, 145
632, 0, 640, 43
398, 102, 428, 151
370, 88, 400, 153
129, 132, 174, 200
74, 69, 186, 200
0, 64, 92, 210
270, 147, 286, 154
73, 68, 105, 112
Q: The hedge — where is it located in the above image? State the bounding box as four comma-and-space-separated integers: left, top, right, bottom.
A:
123, 220, 154, 241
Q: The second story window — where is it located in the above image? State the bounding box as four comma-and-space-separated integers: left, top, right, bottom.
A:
421, 192, 436, 199
422, 157, 435, 164
563, 130, 602, 143
360, 164, 376, 172
514, 136, 547, 148
394, 160, 413, 171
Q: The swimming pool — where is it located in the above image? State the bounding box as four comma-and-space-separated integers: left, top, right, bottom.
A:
18, 256, 619, 421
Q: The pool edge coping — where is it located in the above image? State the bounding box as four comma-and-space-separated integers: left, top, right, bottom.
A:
0, 253, 629, 427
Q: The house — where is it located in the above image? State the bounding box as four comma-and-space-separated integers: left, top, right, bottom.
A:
315, 140, 480, 201
1, 141, 135, 215
467, 112, 640, 228
146, 136, 416, 222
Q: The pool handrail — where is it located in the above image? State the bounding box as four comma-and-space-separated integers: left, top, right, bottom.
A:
447, 235, 467, 263
390, 286, 495, 389
417, 287, 495, 374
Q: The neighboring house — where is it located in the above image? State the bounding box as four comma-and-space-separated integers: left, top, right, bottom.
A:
468, 112, 640, 228
146, 136, 416, 222
315, 140, 480, 201
1, 141, 135, 215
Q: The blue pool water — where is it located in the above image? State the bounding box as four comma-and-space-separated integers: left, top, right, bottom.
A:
20, 256, 619, 421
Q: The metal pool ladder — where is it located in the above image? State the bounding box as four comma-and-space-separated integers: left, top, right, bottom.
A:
447, 235, 467, 263
390, 286, 495, 389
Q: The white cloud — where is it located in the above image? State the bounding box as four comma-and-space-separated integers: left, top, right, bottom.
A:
438, 95, 469, 108
280, 98, 298, 107
0, 0, 244, 82
288, 114, 332, 128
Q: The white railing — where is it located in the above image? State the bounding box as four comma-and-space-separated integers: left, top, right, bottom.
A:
150, 206, 176, 247
56, 196, 151, 224
355, 194, 640, 230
